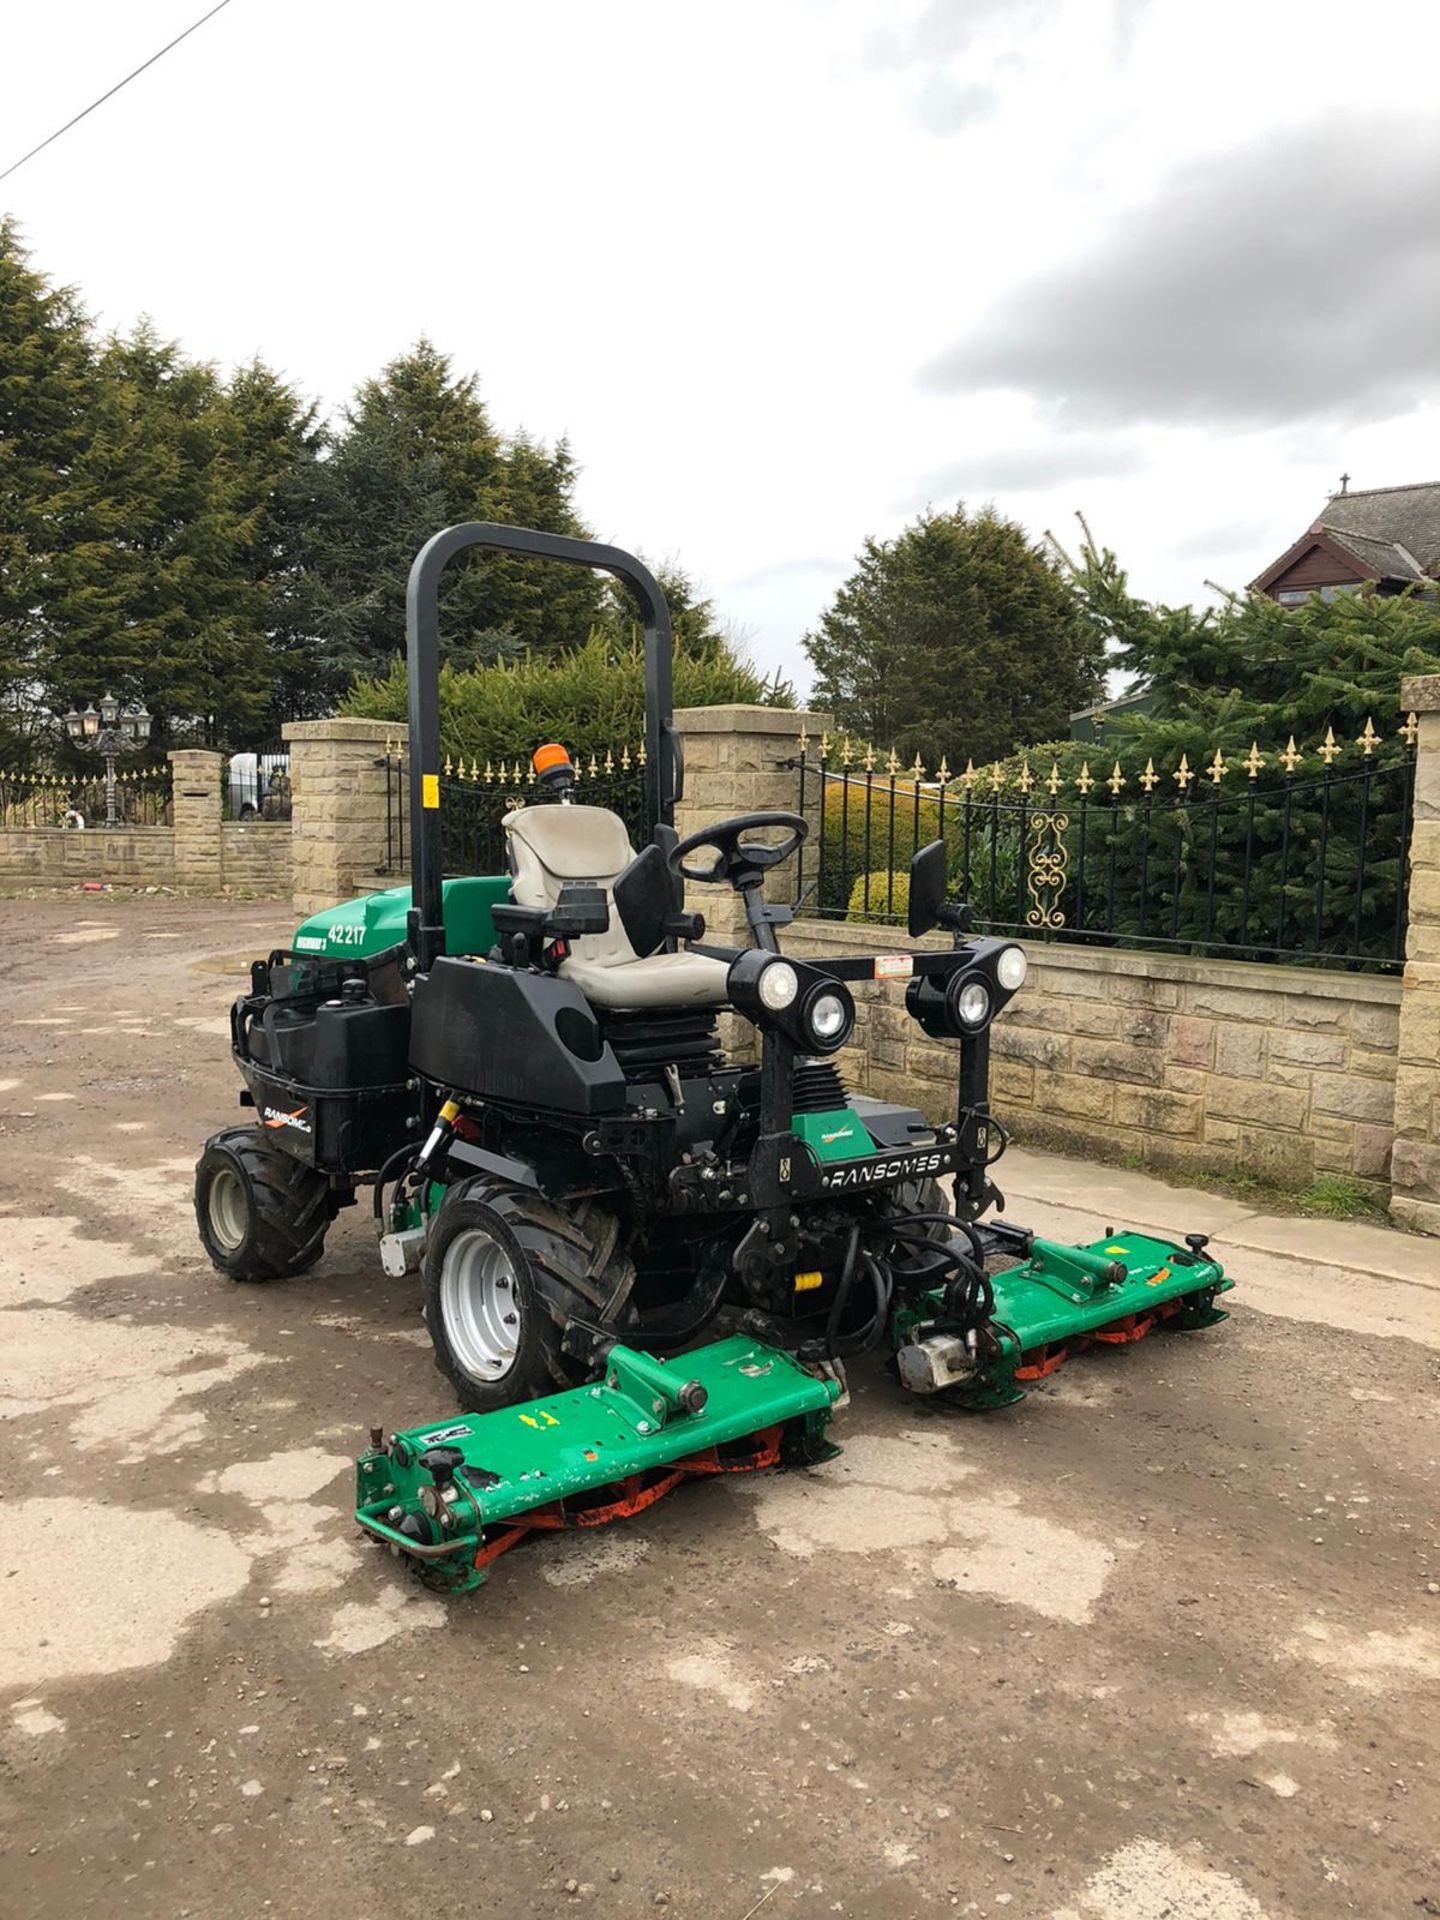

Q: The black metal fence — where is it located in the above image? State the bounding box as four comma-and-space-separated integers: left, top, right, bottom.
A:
0, 765, 173, 829
223, 746, 291, 821
381, 749, 649, 878
796, 719, 1419, 974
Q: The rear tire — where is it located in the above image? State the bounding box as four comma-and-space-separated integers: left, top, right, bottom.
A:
195, 1126, 332, 1282
423, 1178, 633, 1414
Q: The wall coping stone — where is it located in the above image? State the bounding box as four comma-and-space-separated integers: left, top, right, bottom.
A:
791, 917, 1402, 1005
1401, 672, 1440, 712
282, 717, 397, 744
673, 704, 830, 736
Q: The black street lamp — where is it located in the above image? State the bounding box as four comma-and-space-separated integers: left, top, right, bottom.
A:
63, 695, 154, 827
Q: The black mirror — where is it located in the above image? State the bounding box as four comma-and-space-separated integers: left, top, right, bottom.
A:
907, 839, 948, 939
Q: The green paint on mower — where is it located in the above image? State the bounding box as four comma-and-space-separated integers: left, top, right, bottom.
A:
893, 1229, 1232, 1410
356, 1337, 840, 1593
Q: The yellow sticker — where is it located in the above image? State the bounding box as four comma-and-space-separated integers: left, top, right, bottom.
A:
421, 772, 440, 809
518, 1413, 537, 1428
1104, 1244, 1129, 1255
794, 1269, 824, 1293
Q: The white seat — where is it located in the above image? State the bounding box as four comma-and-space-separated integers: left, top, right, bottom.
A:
502, 805, 731, 1012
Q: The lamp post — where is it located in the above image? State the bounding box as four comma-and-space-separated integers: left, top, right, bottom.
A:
62, 694, 153, 827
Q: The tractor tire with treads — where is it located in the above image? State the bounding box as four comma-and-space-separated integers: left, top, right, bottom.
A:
195, 1126, 333, 1282
423, 1177, 635, 1414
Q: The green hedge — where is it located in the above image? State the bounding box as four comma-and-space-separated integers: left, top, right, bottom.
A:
344, 630, 792, 767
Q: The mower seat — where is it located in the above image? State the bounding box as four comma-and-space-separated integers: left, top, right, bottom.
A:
502, 804, 730, 1012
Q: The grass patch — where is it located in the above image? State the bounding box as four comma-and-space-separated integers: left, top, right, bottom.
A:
1294, 1175, 1388, 1221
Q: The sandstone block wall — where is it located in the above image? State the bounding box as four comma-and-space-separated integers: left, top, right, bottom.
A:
786, 919, 1406, 1198
1392, 673, 1440, 1233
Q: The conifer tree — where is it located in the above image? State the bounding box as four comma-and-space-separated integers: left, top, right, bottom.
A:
0, 220, 96, 759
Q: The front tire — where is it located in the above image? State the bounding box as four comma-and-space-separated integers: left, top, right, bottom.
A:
423, 1178, 633, 1414
195, 1126, 332, 1282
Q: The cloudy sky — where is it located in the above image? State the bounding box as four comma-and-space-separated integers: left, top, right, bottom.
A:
5, 0, 1438, 693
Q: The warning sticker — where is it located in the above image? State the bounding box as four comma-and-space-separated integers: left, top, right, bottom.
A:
421, 772, 440, 809
873, 954, 914, 980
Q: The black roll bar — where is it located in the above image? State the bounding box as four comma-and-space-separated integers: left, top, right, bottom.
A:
404, 522, 682, 967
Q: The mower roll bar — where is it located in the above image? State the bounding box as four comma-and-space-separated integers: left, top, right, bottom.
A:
405, 522, 683, 968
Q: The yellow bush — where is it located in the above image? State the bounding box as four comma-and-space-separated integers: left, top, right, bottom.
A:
846, 869, 910, 923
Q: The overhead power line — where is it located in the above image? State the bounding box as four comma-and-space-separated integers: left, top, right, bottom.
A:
0, 0, 235, 186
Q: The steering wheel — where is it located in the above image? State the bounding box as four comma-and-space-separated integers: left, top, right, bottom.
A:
667, 811, 809, 888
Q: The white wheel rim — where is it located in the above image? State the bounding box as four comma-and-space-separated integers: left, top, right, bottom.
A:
209, 1168, 249, 1250
440, 1226, 522, 1381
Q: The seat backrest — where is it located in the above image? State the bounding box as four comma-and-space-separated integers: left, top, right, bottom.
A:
502, 804, 644, 970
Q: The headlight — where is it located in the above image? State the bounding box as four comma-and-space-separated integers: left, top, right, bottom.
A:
806, 989, 851, 1047
757, 960, 799, 1010
952, 978, 991, 1029
995, 945, 1028, 992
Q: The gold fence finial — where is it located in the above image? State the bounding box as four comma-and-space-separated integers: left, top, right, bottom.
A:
1243, 742, 1264, 779
444, 754, 453, 777
1017, 759, 1034, 794
1139, 757, 1158, 793
912, 751, 927, 780
1173, 752, 1192, 791
961, 757, 977, 789
1046, 759, 1061, 796
1356, 717, 1379, 756
1207, 748, 1227, 784
1401, 711, 1419, 747
1318, 725, 1341, 766
1280, 735, 1302, 774
1107, 760, 1125, 794
1076, 760, 1094, 795
936, 754, 951, 784
621, 744, 632, 771
988, 761, 1005, 793
817, 731, 829, 763
862, 743, 876, 773
885, 746, 900, 776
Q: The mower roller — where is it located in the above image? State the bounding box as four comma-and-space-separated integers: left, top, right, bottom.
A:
196, 521, 1233, 1594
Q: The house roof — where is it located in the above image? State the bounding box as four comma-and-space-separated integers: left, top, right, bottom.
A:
1251, 481, 1440, 592
1318, 481, 1440, 575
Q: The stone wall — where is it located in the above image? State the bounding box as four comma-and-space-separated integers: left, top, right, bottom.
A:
219, 822, 293, 895
787, 918, 1406, 1199
284, 718, 398, 915
0, 749, 290, 895
1391, 673, 1440, 1233
0, 828, 177, 887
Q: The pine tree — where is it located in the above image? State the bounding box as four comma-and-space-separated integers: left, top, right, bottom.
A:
0, 220, 96, 760
803, 505, 1103, 767
43, 323, 271, 743
213, 359, 328, 725
306, 341, 603, 682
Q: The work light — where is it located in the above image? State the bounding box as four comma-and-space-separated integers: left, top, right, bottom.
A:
726, 952, 854, 1054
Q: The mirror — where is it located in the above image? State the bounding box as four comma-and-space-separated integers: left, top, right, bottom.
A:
907, 839, 948, 939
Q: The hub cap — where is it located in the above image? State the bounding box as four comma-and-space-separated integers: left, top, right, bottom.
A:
440, 1227, 522, 1381
208, 1167, 249, 1250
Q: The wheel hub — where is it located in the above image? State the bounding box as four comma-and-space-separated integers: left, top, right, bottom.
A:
439, 1227, 522, 1381
208, 1167, 249, 1250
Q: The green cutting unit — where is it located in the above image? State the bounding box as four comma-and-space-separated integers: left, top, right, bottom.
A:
195, 522, 1232, 1594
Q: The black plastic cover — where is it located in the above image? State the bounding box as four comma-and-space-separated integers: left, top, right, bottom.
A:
409, 957, 626, 1115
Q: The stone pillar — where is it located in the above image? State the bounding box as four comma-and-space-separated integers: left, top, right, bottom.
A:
167, 749, 223, 890
673, 705, 831, 947
1391, 673, 1440, 1235
284, 718, 402, 916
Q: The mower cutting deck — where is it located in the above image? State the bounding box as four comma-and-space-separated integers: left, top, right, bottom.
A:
356, 1336, 839, 1594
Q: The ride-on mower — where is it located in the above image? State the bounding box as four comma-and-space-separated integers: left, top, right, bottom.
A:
197, 523, 1232, 1594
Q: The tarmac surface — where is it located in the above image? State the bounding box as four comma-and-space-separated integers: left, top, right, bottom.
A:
1, 892, 1438, 1920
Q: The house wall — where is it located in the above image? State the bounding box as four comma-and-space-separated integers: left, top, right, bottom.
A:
1268, 542, 1365, 594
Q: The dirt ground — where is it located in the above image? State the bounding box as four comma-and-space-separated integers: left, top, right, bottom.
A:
2, 893, 1438, 1920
